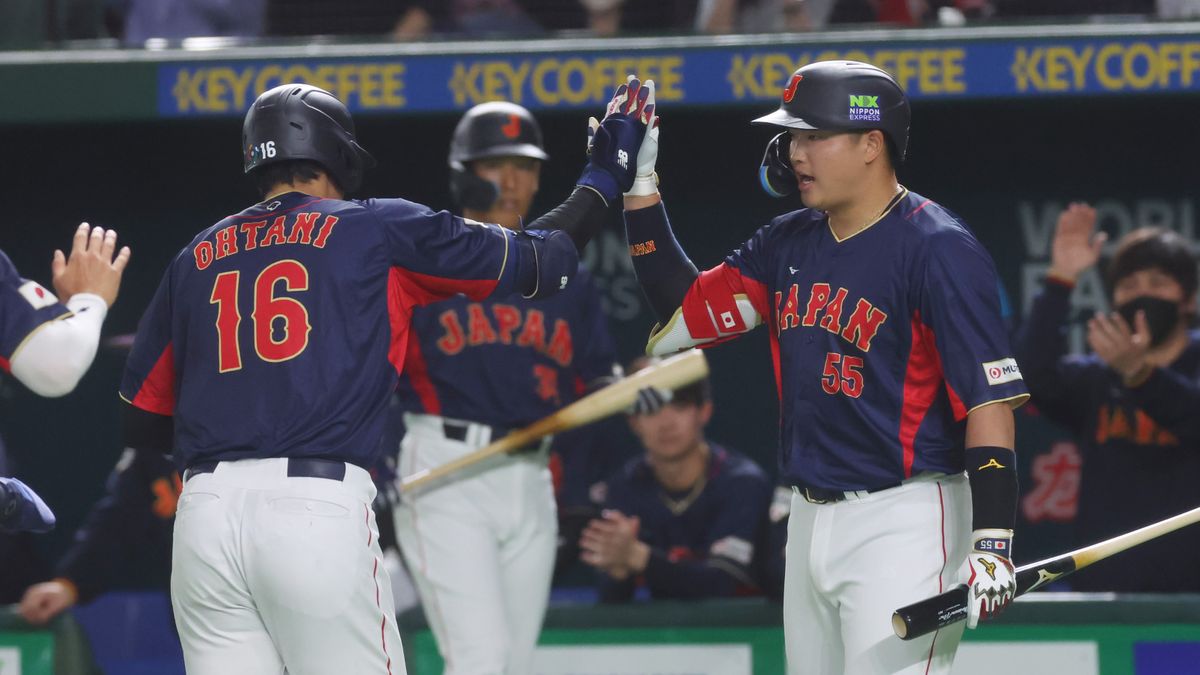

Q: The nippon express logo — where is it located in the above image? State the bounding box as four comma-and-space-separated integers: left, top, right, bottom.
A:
848, 94, 880, 122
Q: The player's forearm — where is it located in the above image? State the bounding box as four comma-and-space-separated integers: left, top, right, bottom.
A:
965, 404, 1018, 533
642, 550, 745, 598
624, 200, 698, 324
527, 187, 611, 253
8, 293, 107, 397
1126, 367, 1200, 445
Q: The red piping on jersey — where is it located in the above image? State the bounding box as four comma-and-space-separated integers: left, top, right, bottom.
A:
131, 343, 176, 415
924, 482, 948, 674
386, 269, 413, 377
401, 330, 442, 415
0, 355, 9, 373
395, 267, 500, 305
907, 199, 933, 220
899, 312, 941, 478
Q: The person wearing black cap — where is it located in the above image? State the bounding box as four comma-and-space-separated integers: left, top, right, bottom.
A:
391, 100, 621, 675
616, 60, 1027, 673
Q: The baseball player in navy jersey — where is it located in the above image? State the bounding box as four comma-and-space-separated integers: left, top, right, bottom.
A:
391, 100, 620, 675
117, 81, 653, 675
0, 224, 130, 533
619, 61, 1027, 674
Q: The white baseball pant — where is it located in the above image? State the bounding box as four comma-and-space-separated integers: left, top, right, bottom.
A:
171, 457, 405, 675
393, 413, 557, 675
784, 472, 971, 675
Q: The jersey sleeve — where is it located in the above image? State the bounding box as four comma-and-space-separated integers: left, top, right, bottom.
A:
371, 198, 522, 304
0, 250, 72, 370
646, 222, 776, 356
571, 270, 620, 385
919, 228, 1029, 418
119, 264, 177, 416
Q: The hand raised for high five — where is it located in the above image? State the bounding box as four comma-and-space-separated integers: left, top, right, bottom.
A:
51, 222, 131, 307
1048, 202, 1105, 283
578, 75, 656, 205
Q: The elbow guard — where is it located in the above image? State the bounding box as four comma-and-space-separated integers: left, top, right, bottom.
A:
517, 228, 578, 300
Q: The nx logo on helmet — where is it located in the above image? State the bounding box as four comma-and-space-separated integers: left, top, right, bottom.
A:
782, 73, 803, 103
500, 114, 521, 139
848, 95, 881, 122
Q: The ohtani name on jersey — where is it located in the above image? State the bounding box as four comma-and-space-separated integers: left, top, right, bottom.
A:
194, 213, 338, 270
775, 282, 888, 351
435, 304, 573, 367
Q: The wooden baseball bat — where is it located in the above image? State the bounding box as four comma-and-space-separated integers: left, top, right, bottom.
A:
399, 348, 709, 493
892, 503, 1200, 640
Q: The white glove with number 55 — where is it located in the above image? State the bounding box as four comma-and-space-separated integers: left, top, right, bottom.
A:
964, 528, 1016, 629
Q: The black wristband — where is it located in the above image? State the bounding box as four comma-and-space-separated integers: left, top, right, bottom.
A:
965, 445, 1018, 532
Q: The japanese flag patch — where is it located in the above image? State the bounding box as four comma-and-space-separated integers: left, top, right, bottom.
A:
982, 357, 1022, 386
18, 281, 58, 309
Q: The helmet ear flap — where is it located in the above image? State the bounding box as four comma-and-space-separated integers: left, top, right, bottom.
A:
449, 161, 499, 212
759, 132, 796, 198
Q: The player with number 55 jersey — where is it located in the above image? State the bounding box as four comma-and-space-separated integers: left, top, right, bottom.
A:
117, 82, 650, 675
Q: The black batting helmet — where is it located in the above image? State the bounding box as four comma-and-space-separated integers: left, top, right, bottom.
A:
753, 60, 910, 160
243, 84, 375, 193
449, 101, 548, 211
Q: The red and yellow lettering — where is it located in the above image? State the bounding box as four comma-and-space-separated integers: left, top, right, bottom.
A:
546, 319, 573, 367
260, 215, 288, 247
287, 212, 320, 245
252, 260, 311, 363
215, 225, 239, 259
819, 287, 847, 334
777, 284, 801, 332
802, 283, 831, 326
312, 215, 338, 248
240, 220, 266, 251
840, 299, 888, 351
210, 271, 242, 372
517, 309, 547, 350
492, 304, 521, 344
436, 311, 465, 355
1109, 407, 1131, 441
1135, 410, 1154, 444
467, 304, 498, 345
194, 241, 214, 270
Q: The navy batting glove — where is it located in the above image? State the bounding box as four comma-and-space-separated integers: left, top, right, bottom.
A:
578, 76, 654, 205
0, 477, 56, 533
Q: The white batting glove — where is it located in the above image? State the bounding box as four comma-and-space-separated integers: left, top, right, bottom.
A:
964, 528, 1016, 629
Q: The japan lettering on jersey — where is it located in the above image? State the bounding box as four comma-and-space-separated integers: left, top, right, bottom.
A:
396, 267, 617, 427
119, 192, 527, 470
675, 189, 1028, 490
0, 249, 71, 372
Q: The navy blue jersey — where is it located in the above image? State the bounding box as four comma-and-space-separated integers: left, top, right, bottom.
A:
682, 190, 1028, 490
395, 266, 617, 427
1017, 281, 1200, 592
120, 192, 534, 470
599, 443, 772, 601
0, 249, 72, 372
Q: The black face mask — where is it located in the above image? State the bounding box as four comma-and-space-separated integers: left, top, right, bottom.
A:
1115, 296, 1182, 347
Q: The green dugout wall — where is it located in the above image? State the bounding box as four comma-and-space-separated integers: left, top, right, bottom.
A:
1, 23, 1198, 568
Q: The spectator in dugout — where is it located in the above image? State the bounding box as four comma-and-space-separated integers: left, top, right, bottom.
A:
579, 358, 773, 601
1015, 203, 1200, 592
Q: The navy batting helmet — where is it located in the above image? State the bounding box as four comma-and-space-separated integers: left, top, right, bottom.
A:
243, 84, 376, 193
449, 102, 549, 211
753, 61, 910, 159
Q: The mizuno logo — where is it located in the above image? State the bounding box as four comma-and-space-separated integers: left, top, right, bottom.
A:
789, 266, 799, 274
979, 557, 997, 580
978, 458, 1006, 470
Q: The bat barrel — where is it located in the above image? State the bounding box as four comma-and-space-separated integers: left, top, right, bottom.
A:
891, 584, 969, 640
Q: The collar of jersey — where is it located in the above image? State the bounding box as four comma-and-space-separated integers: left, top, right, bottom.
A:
827, 186, 909, 244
